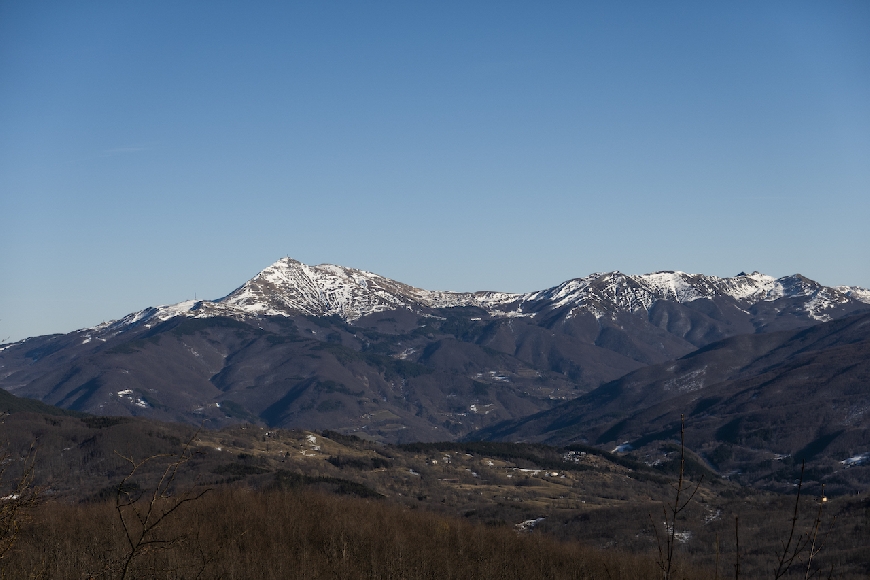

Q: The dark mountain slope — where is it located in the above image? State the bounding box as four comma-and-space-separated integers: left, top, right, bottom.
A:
1, 313, 592, 443
0, 386, 85, 417
470, 312, 870, 494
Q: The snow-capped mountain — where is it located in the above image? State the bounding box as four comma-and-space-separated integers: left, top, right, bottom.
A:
2, 257, 869, 444
101, 258, 870, 332
522, 270, 863, 321
218, 258, 517, 317
94, 258, 519, 333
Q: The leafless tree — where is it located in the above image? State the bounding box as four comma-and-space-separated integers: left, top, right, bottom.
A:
650, 415, 703, 580
113, 429, 210, 579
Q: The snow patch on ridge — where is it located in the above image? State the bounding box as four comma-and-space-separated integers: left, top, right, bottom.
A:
836, 286, 870, 304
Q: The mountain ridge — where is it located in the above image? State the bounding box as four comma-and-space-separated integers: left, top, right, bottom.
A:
22, 258, 866, 344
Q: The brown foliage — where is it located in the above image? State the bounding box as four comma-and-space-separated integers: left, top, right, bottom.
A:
3, 486, 693, 580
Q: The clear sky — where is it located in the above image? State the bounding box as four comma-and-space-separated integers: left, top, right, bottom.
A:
2, 1, 869, 343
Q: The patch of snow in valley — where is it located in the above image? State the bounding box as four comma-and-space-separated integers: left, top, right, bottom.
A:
662, 367, 707, 393
516, 517, 545, 532
841, 452, 869, 467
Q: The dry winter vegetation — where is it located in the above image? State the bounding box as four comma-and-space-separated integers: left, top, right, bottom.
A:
6, 488, 678, 579
0, 411, 867, 578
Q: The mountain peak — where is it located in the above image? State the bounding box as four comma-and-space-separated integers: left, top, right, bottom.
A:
218, 257, 424, 319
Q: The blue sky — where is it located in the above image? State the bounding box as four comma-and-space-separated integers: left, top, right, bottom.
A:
2, 1, 869, 342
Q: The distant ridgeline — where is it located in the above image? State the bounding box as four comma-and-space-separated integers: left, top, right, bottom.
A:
1, 258, 868, 494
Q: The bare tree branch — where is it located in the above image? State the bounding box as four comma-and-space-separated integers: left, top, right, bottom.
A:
113, 428, 211, 580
